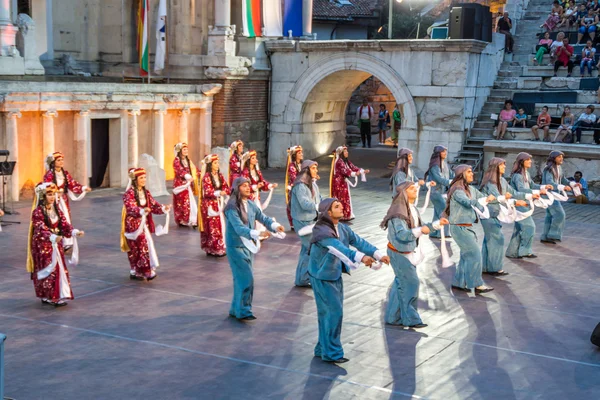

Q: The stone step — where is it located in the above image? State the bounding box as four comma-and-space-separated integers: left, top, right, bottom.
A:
463, 144, 484, 151
471, 127, 494, 137
474, 120, 495, 128
455, 155, 483, 162
489, 89, 515, 97
503, 127, 597, 144
517, 76, 543, 89
458, 150, 483, 156
523, 65, 599, 78
494, 79, 518, 89
498, 69, 523, 77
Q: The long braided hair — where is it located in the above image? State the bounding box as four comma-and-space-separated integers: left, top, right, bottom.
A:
39, 192, 64, 236
207, 160, 222, 190
49, 160, 70, 194
132, 177, 147, 207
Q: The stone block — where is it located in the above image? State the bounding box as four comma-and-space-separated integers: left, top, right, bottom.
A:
418, 97, 465, 131
432, 52, 467, 86
517, 77, 542, 89
544, 77, 580, 90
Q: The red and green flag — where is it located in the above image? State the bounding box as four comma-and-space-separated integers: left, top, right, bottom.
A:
242, 0, 262, 37
137, 0, 150, 75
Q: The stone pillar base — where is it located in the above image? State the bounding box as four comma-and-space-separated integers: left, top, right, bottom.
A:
0, 55, 24, 75
237, 37, 269, 70
207, 25, 236, 57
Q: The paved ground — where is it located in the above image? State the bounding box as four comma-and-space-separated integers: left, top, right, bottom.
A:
1, 147, 599, 400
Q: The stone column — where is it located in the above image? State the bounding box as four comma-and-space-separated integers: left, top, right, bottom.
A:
42, 110, 57, 157
74, 110, 90, 186
214, 0, 230, 27
153, 109, 166, 169
5, 110, 21, 201
127, 109, 140, 168
178, 107, 190, 144
198, 107, 212, 161
0, 0, 17, 56
207, 0, 235, 56
302, 0, 313, 37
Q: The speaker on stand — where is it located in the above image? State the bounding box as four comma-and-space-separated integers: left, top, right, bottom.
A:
0, 150, 20, 227
449, 3, 493, 42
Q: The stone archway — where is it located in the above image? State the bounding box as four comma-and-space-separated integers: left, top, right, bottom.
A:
268, 52, 417, 166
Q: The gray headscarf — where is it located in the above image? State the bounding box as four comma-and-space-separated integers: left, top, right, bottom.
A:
293, 160, 318, 195
425, 145, 447, 180
381, 181, 420, 230
480, 157, 505, 193
443, 164, 472, 217
511, 152, 532, 181
310, 198, 339, 244
544, 150, 564, 181
224, 177, 250, 224
390, 148, 413, 189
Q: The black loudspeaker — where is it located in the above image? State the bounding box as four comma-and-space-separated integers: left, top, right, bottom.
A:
450, 3, 493, 42
591, 322, 600, 347
449, 7, 476, 39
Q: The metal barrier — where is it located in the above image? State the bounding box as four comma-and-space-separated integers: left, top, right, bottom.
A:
0, 333, 5, 400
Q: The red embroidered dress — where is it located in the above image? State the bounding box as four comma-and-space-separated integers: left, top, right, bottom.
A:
200, 172, 231, 256
229, 152, 243, 186
286, 162, 300, 228
123, 188, 165, 278
172, 157, 201, 226
43, 169, 84, 219
242, 167, 271, 202
331, 158, 361, 220
30, 206, 75, 301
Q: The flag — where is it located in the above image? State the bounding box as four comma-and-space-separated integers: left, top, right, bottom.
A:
154, 0, 167, 73
242, 0, 262, 37
283, 0, 303, 37
137, 0, 149, 76
263, 0, 283, 37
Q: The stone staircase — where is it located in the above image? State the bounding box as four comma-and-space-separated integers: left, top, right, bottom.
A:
453, 0, 566, 178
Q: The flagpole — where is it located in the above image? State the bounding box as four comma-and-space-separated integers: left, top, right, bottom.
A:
166, 0, 170, 83
148, 0, 151, 85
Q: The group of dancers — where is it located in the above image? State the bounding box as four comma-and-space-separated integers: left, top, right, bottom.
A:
17, 142, 581, 364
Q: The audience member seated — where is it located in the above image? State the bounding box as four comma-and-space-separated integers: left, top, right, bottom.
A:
553, 106, 575, 142
549, 32, 565, 65
574, 104, 597, 143
515, 108, 528, 128
497, 12, 514, 54
558, 3, 577, 29
568, 171, 589, 203
577, 6, 597, 43
531, 106, 552, 141
542, 1, 564, 31
580, 40, 597, 76
553, 37, 574, 76
496, 100, 516, 140
535, 32, 553, 65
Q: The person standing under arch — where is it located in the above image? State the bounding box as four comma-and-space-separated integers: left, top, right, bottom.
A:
377, 104, 390, 145
355, 98, 374, 148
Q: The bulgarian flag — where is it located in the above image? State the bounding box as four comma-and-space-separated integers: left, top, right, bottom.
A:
137, 0, 150, 76
242, 0, 262, 37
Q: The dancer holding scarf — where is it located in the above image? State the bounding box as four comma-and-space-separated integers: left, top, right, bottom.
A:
479, 158, 532, 276
224, 177, 284, 320
390, 148, 423, 189
27, 183, 85, 307
43, 152, 91, 249
425, 146, 453, 238
329, 146, 369, 220
200, 154, 230, 257
290, 160, 322, 287
242, 150, 277, 204
506, 153, 552, 258
309, 198, 389, 363
121, 168, 171, 281
285, 145, 303, 230
172, 143, 201, 227
541, 151, 579, 244
228, 140, 244, 186
382, 182, 448, 328
444, 165, 495, 293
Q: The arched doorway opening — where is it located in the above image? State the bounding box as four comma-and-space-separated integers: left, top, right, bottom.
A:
268, 52, 417, 167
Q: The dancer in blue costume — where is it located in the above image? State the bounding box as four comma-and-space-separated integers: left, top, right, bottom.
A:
424, 145, 453, 238
290, 160, 322, 287
479, 158, 531, 276
223, 177, 285, 320
309, 198, 389, 363
382, 182, 448, 328
506, 153, 552, 259
444, 165, 496, 294
390, 148, 422, 191
540, 151, 580, 244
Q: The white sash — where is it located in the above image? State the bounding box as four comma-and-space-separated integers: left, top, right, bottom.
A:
124, 209, 169, 268
57, 196, 74, 248
419, 182, 433, 214
67, 190, 87, 202
440, 226, 454, 268
472, 197, 491, 220
36, 241, 74, 300
208, 195, 228, 249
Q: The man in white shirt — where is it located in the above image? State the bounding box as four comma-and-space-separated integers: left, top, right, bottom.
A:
355, 99, 374, 148
574, 105, 597, 143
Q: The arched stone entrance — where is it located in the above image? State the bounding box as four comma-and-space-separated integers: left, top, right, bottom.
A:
268, 52, 417, 167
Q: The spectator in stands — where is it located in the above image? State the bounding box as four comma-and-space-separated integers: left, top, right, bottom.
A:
589, 0, 600, 12
542, 1, 564, 31
534, 32, 553, 65
558, 3, 577, 29
531, 106, 552, 141
515, 108, 528, 128
377, 104, 389, 145
574, 104, 597, 143
497, 12, 514, 54
553, 37, 574, 76
577, 6, 597, 43
580, 40, 597, 76
497, 100, 517, 140
549, 31, 565, 65
569, 171, 589, 203
553, 106, 575, 142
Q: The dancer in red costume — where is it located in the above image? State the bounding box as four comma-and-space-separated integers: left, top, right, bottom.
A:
329, 146, 369, 220
199, 154, 231, 256
285, 145, 303, 230
172, 143, 201, 227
